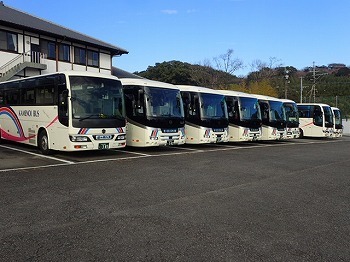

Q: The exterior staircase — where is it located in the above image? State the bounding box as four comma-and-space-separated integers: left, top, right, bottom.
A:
0, 51, 47, 82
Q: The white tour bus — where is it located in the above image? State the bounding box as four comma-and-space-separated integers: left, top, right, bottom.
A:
0, 71, 127, 154
177, 85, 229, 144
331, 107, 343, 138
281, 99, 300, 139
297, 103, 334, 138
113, 68, 185, 147
219, 90, 262, 142
254, 94, 287, 140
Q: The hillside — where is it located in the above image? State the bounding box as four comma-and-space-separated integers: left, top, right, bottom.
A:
135, 61, 350, 117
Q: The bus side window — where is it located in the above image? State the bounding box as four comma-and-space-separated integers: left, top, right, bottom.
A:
6, 89, 20, 105
0, 91, 4, 105
313, 106, 323, 126
22, 88, 35, 105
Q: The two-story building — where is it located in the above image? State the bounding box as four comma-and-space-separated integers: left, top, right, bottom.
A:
0, 1, 128, 82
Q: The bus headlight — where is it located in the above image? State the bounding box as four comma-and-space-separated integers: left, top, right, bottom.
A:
69, 135, 91, 142
115, 134, 126, 140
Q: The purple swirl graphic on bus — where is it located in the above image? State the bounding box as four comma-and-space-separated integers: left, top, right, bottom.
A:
0, 106, 58, 142
0, 106, 26, 141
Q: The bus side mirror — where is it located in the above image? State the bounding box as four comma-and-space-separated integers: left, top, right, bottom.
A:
136, 89, 144, 108
181, 92, 191, 104
59, 89, 68, 109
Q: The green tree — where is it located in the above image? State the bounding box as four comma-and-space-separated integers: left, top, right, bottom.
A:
136, 60, 239, 88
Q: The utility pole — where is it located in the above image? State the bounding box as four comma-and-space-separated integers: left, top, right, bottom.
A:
309, 61, 328, 103
300, 77, 303, 103
309, 62, 316, 102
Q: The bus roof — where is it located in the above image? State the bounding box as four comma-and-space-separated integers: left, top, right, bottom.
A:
111, 67, 180, 90
297, 103, 331, 107
253, 94, 282, 102
176, 85, 223, 95
0, 71, 121, 84
119, 77, 180, 90
218, 89, 257, 99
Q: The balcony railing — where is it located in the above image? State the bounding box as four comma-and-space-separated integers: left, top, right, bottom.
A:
0, 51, 46, 77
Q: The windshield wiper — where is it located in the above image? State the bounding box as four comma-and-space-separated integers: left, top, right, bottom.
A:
114, 115, 125, 121
78, 114, 101, 121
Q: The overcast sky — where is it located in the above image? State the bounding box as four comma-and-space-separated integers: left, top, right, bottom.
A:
5, 0, 350, 76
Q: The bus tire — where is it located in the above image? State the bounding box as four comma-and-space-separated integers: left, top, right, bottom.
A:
299, 128, 304, 139
38, 130, 52, 155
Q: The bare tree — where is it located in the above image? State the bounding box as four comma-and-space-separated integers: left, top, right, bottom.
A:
249, 57, 283, 80
213, 49, 243, 75
198, 58, 212, 68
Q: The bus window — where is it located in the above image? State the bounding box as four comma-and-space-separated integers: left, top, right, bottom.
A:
313, 106, 323, 126
5, 89, 20, 105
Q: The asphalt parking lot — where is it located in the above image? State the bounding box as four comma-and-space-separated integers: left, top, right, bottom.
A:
1, 137, 350, 261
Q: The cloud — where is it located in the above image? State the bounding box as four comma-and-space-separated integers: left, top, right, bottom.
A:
186, 9, 197, 14
161, 9, 178, 15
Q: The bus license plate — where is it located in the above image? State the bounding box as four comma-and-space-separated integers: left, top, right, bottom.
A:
98, 143, 109, 150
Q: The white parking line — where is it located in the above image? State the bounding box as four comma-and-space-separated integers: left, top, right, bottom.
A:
0, 163, 73, 173
164, 146, 204, 151
112, 149, 152, 156
0, 144, 74, 164
0, 139, 344, 173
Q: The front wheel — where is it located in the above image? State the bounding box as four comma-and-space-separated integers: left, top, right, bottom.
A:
299, 128, 304, 139
38, 130, 52, 155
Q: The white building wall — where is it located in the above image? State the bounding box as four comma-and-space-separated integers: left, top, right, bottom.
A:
58, 62, 72, 72
1, 25, 118, 80
100, 53, 111, 70
41, 59, 57, 74
87, 67, 99, 73
24, 35, 31, 53
0, 51, 18, 67
73, 64, 87, 72
17, 34, 24, 53
342, 119, 350, 135
100, 69, 111, 75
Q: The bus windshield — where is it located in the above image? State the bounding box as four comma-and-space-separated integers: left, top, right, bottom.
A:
144, 86, 184, 118
284, 102, 299, 125
333, 109, 342, 125
239, 97, 261, 121
70, 76, 124, 119
269, 101, 286, 122
200, 93, 228, 119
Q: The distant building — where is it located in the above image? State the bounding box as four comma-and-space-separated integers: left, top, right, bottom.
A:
328, 63, 346, 70
0, 1, 128, 82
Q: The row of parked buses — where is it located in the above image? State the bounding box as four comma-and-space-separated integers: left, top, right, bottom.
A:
0, 70, 343, 154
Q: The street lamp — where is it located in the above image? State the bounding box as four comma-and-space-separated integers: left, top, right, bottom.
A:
284, 68, 290, 99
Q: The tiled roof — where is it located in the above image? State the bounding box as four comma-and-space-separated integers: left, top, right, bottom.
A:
0, 2, 128, 56
112, 67, 143, 79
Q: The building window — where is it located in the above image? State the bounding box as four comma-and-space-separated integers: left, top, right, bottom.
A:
87, 50, 99, 67
0, 30, 18, 52
59, 44, 70, 62
41, 40, 56, 59
74, 47, 86, 65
